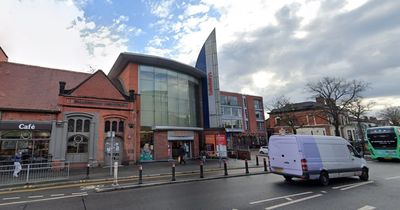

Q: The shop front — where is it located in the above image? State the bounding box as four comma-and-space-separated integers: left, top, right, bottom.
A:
0, 121, 52, 164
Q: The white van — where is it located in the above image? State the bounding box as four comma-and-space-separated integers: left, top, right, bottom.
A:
268, 135, 369, 185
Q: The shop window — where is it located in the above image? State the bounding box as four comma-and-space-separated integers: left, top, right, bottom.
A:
67, 135, 88, 153
68, 119, 75, 132
105, 121, 110, 132
140, 131, 154, 161
119, 121, 124, 132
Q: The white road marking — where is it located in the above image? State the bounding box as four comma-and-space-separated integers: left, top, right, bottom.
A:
385, 176, 400, 180
2, 197, 20, 200
250, 191, 313, 205
332, 183, 361, 189
321, 191, 327, 194
0, 194, 88, 206
340, 181, 374, 191
358, 205, 376, 210
71, 192, 88, 196
28, 195, 44, 199
285, 197, 293, 201
265, 194, 323, 210
50, 194, 65, 197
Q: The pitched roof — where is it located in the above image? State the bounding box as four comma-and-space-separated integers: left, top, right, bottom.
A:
67, 70, 127, 100
0, 62, 90, 112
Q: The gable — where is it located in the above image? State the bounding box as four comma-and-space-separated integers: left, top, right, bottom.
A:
70, 71, 126, 100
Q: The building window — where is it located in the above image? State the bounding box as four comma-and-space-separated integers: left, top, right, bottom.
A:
67, 135, 88, 153
257, 122, 265, 131
254, 99, 262, 109
104, 121, 110, 132
275, 117, 282, 126
112, 121, 117, 132
84, 120, 90, 132
255, 111, 264, 120
139, 65, 199, 127
76, 119, 83, 132
68, 119, 75, 132
119, 121, 124, 132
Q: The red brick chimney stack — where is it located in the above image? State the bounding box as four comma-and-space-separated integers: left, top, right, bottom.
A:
0, 47, 8, 62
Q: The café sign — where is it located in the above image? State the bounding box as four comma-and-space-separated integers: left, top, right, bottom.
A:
0, 121, 52, 130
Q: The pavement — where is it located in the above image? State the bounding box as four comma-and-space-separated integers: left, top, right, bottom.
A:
0, 150, 269, 192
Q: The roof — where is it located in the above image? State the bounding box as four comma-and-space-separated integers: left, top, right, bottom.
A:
108, 52, 206, 79
269, 101, 324, 114
0, 62, 90, 112
0, 47, 8, 58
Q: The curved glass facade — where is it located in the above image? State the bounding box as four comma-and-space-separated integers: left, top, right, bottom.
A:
139, 65, 200, 127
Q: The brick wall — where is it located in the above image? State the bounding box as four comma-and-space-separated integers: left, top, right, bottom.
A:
154, 131, 168, 160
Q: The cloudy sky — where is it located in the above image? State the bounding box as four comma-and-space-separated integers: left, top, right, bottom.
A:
1, 0, 399, 114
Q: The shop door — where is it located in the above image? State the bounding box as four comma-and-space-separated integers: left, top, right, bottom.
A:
104, 137, 123, 166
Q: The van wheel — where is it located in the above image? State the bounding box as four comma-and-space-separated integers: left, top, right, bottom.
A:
284, 176, 293, 182
319, 171, 329, 186
359, 167, 369, 181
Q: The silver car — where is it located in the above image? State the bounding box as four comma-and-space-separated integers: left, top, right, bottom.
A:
259, 146, 268, 154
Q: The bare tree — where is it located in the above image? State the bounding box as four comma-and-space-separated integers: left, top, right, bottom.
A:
379, 106, 400, 126
267, 96, 300, 134
306, 77, 369, 136
347, 98, 375, 156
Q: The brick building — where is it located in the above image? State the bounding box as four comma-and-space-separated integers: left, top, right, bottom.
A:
220, 91, 266, 149
268, 100, 333, 136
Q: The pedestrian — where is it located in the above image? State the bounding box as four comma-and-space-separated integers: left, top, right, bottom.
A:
13, 151, 22, 177
179, 145, 186, 164
200, 150, 207, 163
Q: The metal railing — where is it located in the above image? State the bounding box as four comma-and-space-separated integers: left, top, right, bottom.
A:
0, 161, 70, 187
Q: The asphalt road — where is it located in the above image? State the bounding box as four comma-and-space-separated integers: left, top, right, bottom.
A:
0, 160, 399, 210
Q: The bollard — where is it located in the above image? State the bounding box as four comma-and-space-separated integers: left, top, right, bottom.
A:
263, 158, 267, 172
172, 163, 176, 181
245, 159, 249, 174
256, 155, 259, 166
224, 160, 228, 176
138, 165, 143, 184
113, 161, 119, 186
86, 163, 90, 179
200, 161, 204, 178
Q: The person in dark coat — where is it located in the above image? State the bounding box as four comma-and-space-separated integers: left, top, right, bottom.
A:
178, 145, 186, 164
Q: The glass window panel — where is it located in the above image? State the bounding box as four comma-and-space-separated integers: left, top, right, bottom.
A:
168, 112, 178, 126
112, 121, 117, 132
119, 121, 124, 132
140, 66, 154, 80
76, 119, 83, 132
168, 97, 178, 112
141, 80, 154, 94
68, 119, 75, 132
104, 121, 110, 132
141, 95, 154, 111
141, 110, 154, 126
84, 120, 90, 132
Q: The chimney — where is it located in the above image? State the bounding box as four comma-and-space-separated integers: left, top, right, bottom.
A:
129, 90, 136, 101
59, 81, 66, 95
0, 47, 8, 62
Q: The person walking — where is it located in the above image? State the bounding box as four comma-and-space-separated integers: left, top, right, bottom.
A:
178, 145, 186, 164
13, 151, 22, 177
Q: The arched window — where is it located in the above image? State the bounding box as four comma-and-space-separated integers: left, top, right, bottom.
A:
118, 121, 124, 132
67, 135, 88, 153
105, 121, 110, 132
68, 119, 75, 132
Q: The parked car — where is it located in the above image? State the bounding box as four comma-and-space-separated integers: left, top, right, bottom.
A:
259, 146, 269, 154
268, 135, 369, 186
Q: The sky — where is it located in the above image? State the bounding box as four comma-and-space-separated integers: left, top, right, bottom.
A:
1, 0, 399, 115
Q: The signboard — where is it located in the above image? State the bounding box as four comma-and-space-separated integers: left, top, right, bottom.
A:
216, 134, 227, 158
0, 121, 52, 130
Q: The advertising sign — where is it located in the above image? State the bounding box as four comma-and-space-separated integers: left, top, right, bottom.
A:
216, 134, 227, 158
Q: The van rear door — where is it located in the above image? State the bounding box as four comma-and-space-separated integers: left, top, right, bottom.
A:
269, 136, 303, 176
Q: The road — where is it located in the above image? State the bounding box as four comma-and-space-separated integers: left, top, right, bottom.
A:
0, 160, 399, 210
